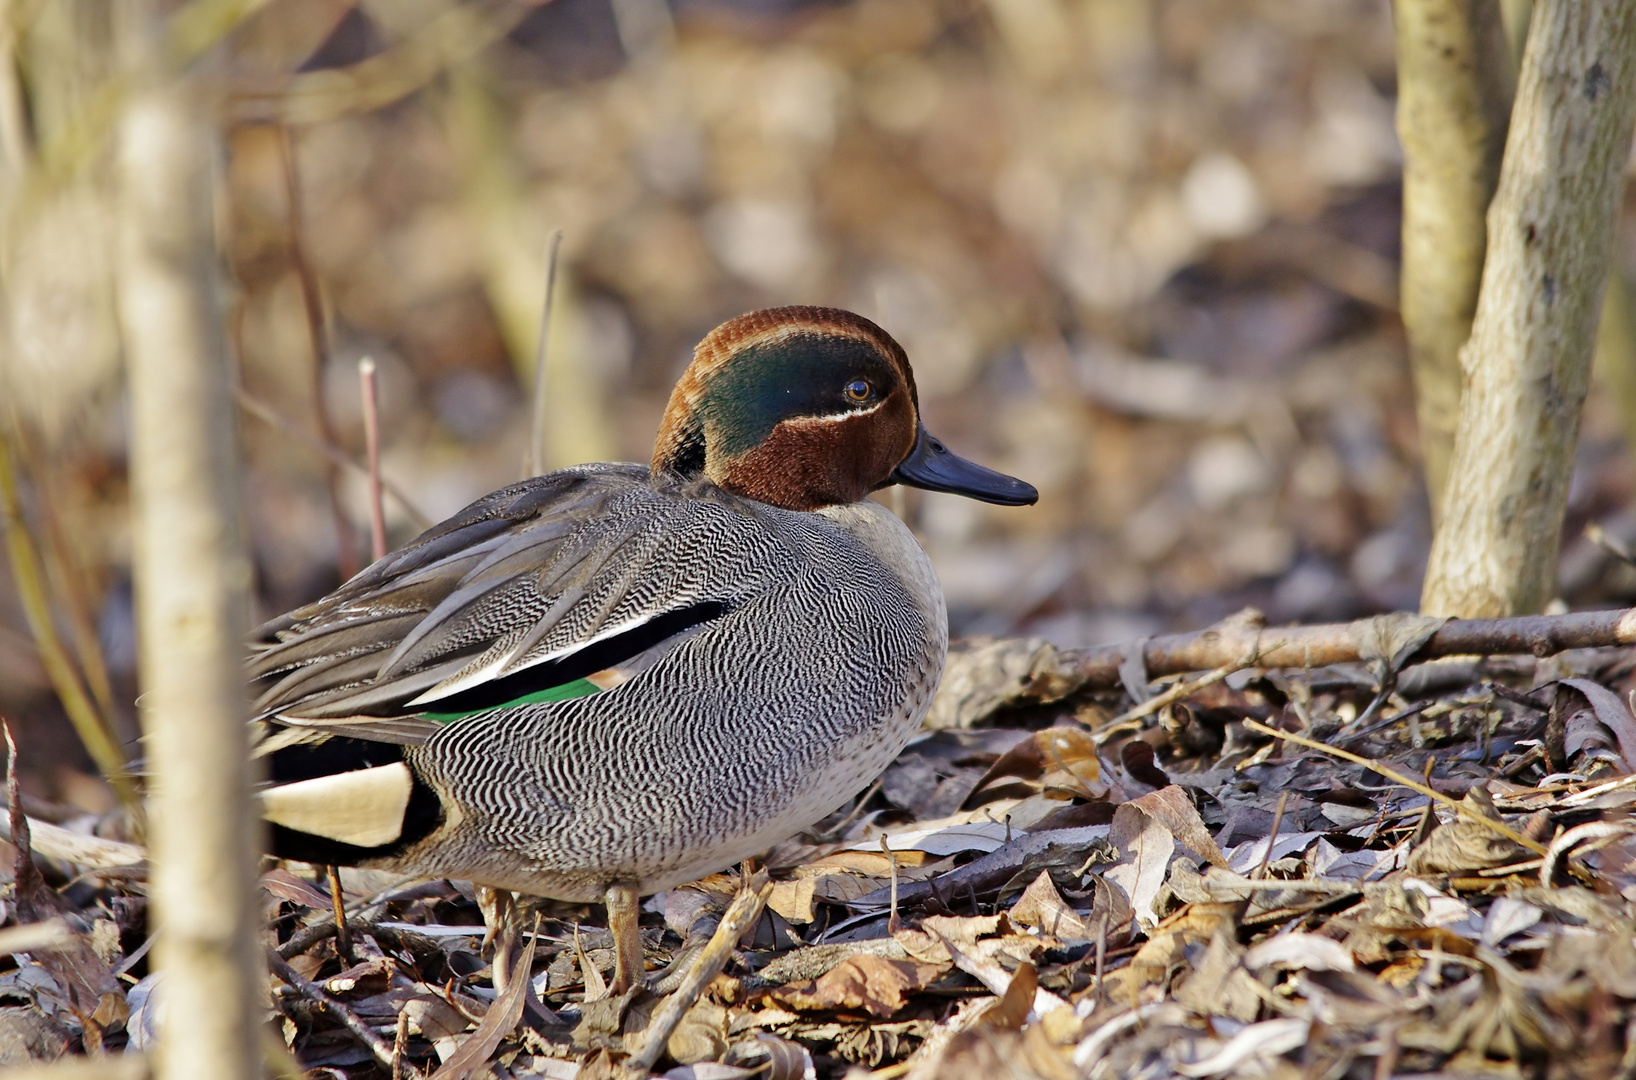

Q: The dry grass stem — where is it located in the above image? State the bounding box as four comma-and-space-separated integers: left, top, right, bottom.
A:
358, 357, 387, 562
232, 0, 543, 125
1242, 718, 1547, 853
882, 834, 902, 935
0, 427, 137, 808
527, 229, 563, 479
1097, 650, 1261, 735
1256, 791, 1290, 879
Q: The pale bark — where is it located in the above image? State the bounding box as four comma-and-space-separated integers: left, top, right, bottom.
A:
1395, 0, 1514, 518
119, 71, 261, 1080
1421, 0, 1636, 617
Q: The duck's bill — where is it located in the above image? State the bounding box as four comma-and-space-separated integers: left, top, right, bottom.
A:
888, 427, 1038, 506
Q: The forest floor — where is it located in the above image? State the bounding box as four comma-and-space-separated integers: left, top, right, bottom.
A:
6, 622, 1636, 1079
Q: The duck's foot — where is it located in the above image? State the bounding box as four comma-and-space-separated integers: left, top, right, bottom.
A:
604, 881, 644, 997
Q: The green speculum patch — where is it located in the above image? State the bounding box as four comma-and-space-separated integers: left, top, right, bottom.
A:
419, 677, 601, 722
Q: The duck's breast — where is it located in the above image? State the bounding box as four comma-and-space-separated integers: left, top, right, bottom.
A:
405, 492, 947, 897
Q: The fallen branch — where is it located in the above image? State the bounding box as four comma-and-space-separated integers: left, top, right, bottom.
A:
0, 810, 146, 869
1063, 607, 1636, 689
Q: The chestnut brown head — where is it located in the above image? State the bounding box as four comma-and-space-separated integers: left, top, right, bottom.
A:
652, 307, 1037, 512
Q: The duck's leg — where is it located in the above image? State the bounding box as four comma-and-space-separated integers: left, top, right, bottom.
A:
605, 882, 644, 994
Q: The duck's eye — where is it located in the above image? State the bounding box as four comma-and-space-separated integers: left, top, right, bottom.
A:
844, 379, 873, 402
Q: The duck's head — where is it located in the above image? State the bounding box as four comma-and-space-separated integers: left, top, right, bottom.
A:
652, 306, 1038, 512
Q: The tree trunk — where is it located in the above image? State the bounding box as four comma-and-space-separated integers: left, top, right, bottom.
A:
119, 70, 262, 1080
1421, 0, 1636, 617
1395, 0, 1514, 519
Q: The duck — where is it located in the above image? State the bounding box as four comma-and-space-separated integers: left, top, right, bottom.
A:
249, 306, 1036, 993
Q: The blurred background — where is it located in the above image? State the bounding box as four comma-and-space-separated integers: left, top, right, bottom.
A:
4, 0, 1636, 802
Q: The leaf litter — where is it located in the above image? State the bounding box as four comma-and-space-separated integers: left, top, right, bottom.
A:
5, 623, 1636, 1077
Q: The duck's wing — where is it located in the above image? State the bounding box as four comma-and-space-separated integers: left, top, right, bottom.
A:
249, 465, 775, 747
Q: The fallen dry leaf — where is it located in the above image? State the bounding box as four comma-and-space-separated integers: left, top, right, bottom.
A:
1008, 871, 1094, 940
768, 954, 947, 1019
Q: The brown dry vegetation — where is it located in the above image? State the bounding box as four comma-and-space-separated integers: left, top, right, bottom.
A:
5, 0, 1636, 1077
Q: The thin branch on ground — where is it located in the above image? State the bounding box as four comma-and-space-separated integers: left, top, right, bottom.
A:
1094, 649, 1261, 737
268, 950, 421, 1079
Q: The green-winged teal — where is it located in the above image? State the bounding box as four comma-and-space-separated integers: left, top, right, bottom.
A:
251, 306, 1036, 991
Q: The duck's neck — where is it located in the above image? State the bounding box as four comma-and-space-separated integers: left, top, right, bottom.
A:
652, 412, 707, 479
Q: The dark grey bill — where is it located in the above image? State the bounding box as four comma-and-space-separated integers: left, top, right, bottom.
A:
887, 426, 1038, 506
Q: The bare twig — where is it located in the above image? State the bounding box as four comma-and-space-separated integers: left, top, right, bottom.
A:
622, 872, 773, 1077
234, 386, 431, 528
358, 357, 387, 561
0, 808, 146, 869
527, 229, 563, 479
819, 776, 883, 841
276, 124, 357, 580
393, 1008, 411, 1080
1092, 911, 1108, 1009
881, 834, 901, 935
1241, 719, 1547, 854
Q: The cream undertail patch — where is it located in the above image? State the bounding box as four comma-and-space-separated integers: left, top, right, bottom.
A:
261, 762, 414, 848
